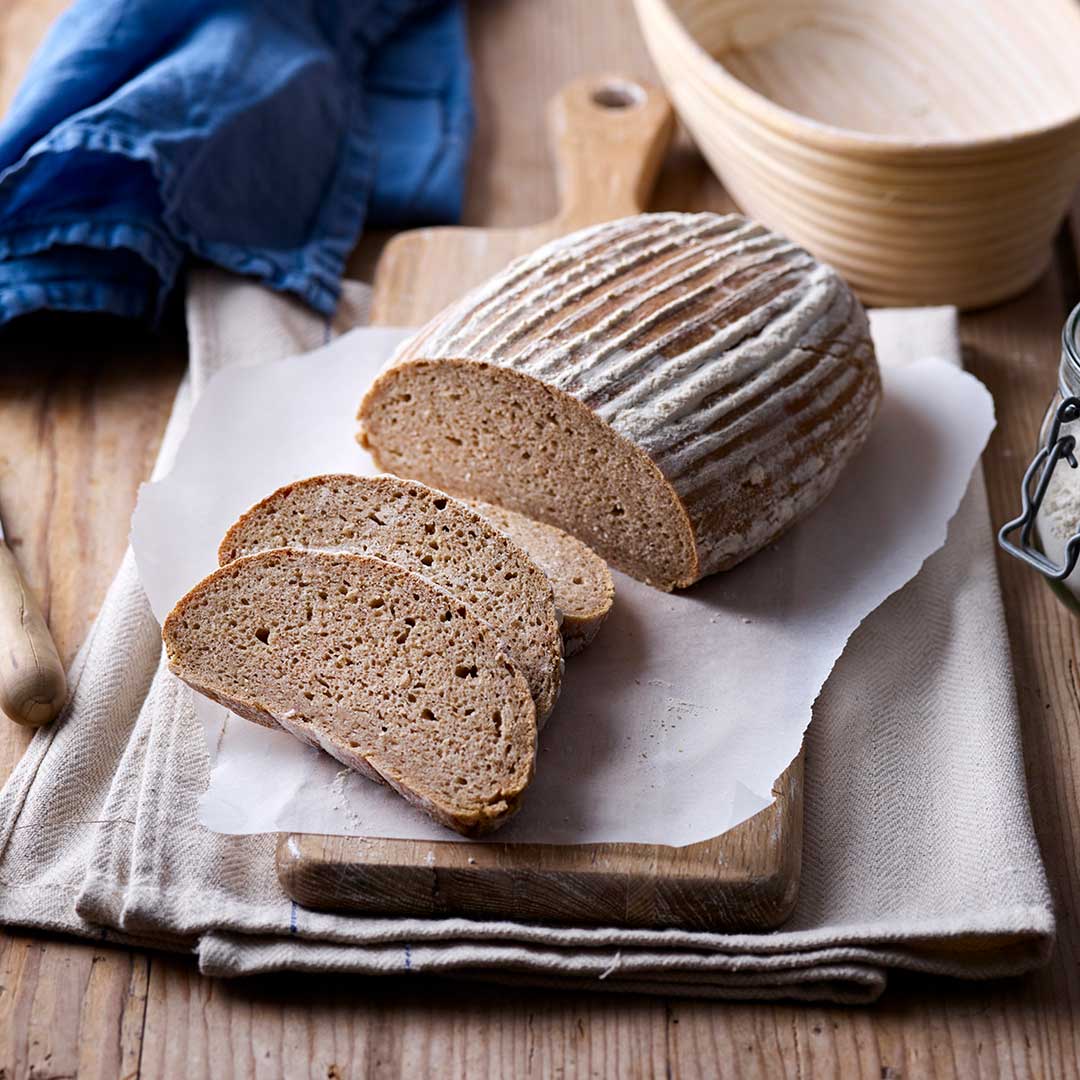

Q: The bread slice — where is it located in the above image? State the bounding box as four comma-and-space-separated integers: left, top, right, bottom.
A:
218, 474, 562, 723
162, 549, 536, 837
467, 500, 613, 657
357, 212, 881, 590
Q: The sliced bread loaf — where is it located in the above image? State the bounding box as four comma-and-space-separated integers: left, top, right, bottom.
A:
467, 500, 614, 656
218, 474, 562, 723
162, 549, 536, 837
357, 212, 881, 590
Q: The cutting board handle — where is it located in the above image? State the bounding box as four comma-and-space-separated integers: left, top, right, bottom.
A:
548, 75, 675, 232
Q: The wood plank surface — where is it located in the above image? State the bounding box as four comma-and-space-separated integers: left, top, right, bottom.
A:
1, 0, 1079, 1077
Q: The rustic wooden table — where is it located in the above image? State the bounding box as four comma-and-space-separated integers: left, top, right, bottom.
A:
1, 1, 1078, 1076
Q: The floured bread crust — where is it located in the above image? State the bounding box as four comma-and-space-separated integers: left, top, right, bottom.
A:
358, 212, 881, 590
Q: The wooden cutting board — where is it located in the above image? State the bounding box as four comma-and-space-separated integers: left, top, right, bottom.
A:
276, 75, 805, 932
369, 74, 675, 326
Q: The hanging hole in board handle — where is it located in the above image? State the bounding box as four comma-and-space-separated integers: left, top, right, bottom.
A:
590, 80, 646, 111
548, 75, 674, 230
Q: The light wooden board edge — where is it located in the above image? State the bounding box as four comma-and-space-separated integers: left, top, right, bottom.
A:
277, 752, 803, 932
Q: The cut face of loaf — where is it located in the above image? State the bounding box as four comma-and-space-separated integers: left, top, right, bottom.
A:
467, 500, 614, 657
218, 474, 562, 723
357, 212, 882, 590
162, 549, 536, 837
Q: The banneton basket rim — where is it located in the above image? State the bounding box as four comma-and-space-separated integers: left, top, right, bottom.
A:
643, 0, 1080, 157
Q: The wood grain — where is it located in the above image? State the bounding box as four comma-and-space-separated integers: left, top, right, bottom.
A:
1, 0, 1079, 1077
370, 74, 674, 325
0, 0, 65, 111
0, 8, 187, 1073
634, 0, 1080, 308
0, 539, 67, 727
0, 935, 150, 1080
278, 759, 802, 932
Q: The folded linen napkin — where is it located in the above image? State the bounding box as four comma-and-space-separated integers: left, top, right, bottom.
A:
0, 275, 1054, 1003
0, 0, 471, 326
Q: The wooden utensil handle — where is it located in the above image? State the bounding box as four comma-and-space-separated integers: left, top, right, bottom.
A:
0, 543, 67, 727
548, 75, 675, 231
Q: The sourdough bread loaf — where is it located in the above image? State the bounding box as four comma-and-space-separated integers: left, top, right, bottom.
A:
162, 549, 536, 836
218, 474, 562, 722
467, 500, 614, 656
357, 212, 881, 590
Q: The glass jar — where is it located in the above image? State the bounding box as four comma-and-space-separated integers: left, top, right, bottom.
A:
999, 301, 1080, 612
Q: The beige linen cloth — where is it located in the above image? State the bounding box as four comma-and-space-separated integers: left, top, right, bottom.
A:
0, 271, 1054, 1003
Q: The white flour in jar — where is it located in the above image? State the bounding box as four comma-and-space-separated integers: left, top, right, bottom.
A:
1036, 458, 1080, 598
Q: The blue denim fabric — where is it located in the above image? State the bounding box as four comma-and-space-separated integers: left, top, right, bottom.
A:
0, 0, 472, 325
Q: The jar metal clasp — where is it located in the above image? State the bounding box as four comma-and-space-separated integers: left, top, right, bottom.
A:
998, 396, 1080, 580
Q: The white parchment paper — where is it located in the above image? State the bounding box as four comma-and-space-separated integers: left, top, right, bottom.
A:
131, 324, 995, 845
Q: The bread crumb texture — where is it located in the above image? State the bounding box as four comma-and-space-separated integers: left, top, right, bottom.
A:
163, 549, 537, 836
468, 499, 614, 655
219, 474, 563, 721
